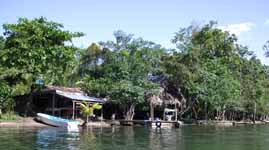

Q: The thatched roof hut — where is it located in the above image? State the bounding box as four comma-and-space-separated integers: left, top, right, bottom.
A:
146, 88, 181, 106
146, 78, 186, 106
145, 77, 186, 121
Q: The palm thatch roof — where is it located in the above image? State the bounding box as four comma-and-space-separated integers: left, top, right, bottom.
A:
145, 79, 186, 107
146, 88, 181, 106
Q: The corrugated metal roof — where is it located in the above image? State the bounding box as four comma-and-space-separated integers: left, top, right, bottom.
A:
56, 90, 105, 103
45, 86, 105, 103
47, 86, 82, 93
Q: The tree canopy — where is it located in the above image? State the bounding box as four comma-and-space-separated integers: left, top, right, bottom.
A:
0, 17, 83, 114
0, 17, 269, 122
77, 31, 164, 120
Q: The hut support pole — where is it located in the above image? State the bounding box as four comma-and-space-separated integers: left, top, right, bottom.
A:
72, 101, 75, 120
101, 108, 103, 121
52, 93, 55, 116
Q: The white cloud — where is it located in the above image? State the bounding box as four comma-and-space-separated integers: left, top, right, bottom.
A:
160, 40, 176, 49
265, 19, 269, 25
72, 36, 92, 48
218, 22, 255, 36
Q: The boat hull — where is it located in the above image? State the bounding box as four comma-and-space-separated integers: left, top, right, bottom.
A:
37, 113, 80, 131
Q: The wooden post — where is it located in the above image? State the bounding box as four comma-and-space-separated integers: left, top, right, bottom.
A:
175, 103, 178, 121
72, 101, 75, 120
52, 93, 55, 116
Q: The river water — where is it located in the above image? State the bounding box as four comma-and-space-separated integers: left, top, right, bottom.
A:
0, 125, 269, 150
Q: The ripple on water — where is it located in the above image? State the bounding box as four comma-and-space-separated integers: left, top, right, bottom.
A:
1, 125, 269, 150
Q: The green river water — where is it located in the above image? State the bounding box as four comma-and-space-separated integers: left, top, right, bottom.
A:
0, 125, 269, 150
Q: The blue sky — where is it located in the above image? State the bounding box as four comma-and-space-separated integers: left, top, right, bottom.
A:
1, 0, 269, 64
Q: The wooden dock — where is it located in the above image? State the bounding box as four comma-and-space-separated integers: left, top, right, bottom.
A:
116, 120, 181, 128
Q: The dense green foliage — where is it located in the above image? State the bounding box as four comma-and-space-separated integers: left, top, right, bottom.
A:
0, 17, 83, 114
0, 17, 269, 121
77, 31, 163, 120
0, 112, 22, 121
164, 22, 269, 121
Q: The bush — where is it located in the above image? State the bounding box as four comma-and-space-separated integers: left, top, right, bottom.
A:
0, 81, 14, 113
0, 112, 22, 121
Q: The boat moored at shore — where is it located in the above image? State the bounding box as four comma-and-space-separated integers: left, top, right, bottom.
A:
37, 113, 80, 132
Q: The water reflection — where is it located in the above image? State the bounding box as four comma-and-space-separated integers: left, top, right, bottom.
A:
36, 128, 80, 149
148, 128, 183, 150
35, 127, 183, 150
2, 125, 269, 150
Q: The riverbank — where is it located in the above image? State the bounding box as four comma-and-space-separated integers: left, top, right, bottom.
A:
0, 117, 116, 128
0, 117, 47, 127
196, 120, 268, 126
1, 117, 269, 128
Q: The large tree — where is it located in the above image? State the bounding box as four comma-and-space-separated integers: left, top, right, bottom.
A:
0, 17, 83, 114
78, 31, 164, 120
163, 21, 267, 121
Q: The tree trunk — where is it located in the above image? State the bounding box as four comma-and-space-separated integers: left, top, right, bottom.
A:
253, 102, 256, 124
216, 109, 219, 120
25, 93, 33, 117
222, 105, 226, 121
125, 104, 136, 120
205, 102, 208, 120
231, 110, 234, 121
192, 107, 198, 121
150, 103, 154, 121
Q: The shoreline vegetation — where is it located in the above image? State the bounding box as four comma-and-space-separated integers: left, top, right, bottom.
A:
1, 115, 269, 128
1, 17, 269, 126
0, 112, 22, 122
